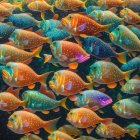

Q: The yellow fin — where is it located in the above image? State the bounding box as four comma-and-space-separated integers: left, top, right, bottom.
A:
32, 46, 42, 58
28, 84, 36, 89
59, 97, 68, 110
41, 12, 45, 20
124, 69, 135, 81
42, 110, 49, 114
68, 62, 78, 70
43, 54, 52, 63
116, 52, 127, 64
107, 83, 117, 89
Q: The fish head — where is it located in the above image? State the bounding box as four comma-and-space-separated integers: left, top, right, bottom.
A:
112, 101, 124, 115
66, 109, 79, 124
54, 0, 65, 9
7, 111, 22, 133
61, 14, 76, 31
120, 8, 128, 18
74, 94, 86, 107
109, 25, 123, 45
90, 10, 103, 21
21, 90, 30, 102
96, 123, 107, 137
50, 41, 62, 56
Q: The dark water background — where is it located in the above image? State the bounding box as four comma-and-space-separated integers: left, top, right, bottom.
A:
0, 0, 140, 139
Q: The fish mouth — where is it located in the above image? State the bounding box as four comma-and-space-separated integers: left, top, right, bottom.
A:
61, 18, 68, 27
2, 69, 11, 81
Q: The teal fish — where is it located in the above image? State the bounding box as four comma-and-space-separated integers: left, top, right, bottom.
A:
112, 96, 140, 119
109, 25, 140, 52
121, 79, 140, 94
22, 90, 68, 113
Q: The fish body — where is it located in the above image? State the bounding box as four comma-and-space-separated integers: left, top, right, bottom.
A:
0, 22, 15, 38
22, 90, 67, 111
86, 6, 104, 14
121, 57, 140, 71
61, 13, 110, 36
97, 0, 124, 8
96, 123, 126, 138
0, 91, 24, 111
49, 70, 91, 96
7, 110, 59, 134
96, 11, 124, 32
67, 108, 112, 130
0, 44, 42, 64
120, 8, 140, 24
2, 62, 50, 87
121, 79, 140, 94
89, 10, 104, 21
128, 26, 140, 39
50, 40, 90, 66
80, 36, 126, 64
112, 97, 140, 119
9, 29, 49, 49
73, 90, 112, 110
7, 13, 40, 29
0, 4, 12, 18
54, 0, 86, 11
20, 134, 43, 140
110, 25, 140, 52
87, 61, 133, 84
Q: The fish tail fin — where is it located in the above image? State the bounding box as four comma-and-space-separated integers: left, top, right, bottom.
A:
39, 71, 53, 86
59, 97, 68, 110
126, 128, 138, 138
44, 37, 50, 44
124, 69, 135, 81
101, 118, 113, 125
15, 2, 24, 11
116, 52, 127, 64
32, 46, 43, 58
41, 12, 46, 20
82, 0, 87, 9
44, 117, 60, 133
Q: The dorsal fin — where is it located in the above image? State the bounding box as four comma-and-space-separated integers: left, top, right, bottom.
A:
130, 96, 139, 102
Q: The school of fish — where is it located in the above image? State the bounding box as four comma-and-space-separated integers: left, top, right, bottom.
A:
0, 0, 140, 139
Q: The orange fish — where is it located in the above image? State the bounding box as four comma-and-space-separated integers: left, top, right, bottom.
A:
0, 4, 12, 21
61, 13, 111, 37
27, 0, 54, 19
7, 110, 60, 134
0, 44, 42, 64
97, 0, 124, 8
49, 70, 92, 96
49, 41, 90, 69
120, 8, 140, 24
0, 87, 24, 112
54, 0, 87, 11
67, 108, 112, 134
9, 29, 50, 49
2, 62, 51, 88
96, 122, 136, 139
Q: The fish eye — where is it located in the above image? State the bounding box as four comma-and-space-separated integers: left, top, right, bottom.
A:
9, 118, 14, 122
70, 112, 73, 115
68, 15, 73, 20
93, 66, 97, 70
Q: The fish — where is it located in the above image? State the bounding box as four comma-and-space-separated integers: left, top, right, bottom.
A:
49, 40, 90, 69
112, 96, 140, 119
126, 123, 140, 137
54, 0, 87, 11
0, 22, 15, 38
121, 78, 140, 94
86, 6, 104, 15
2, 62, 51, 88
27, 0, 54, 20
0, 4, 12, 21
127, 25, 140, 39
7, 13, 40, 29
121, 57, 140, 71
124, 0, 140, 12
94, 10, 124, 32
0, 87, 25, 112
71, 90, 112, 111
49, 70, 92, 96
7, 110, 60, 134
20, 134, 43, 140
9, 29, 50, 49
0, 44, 42, 64
89, 10, 104, 21
22, 90, 68, 113
48, 125, 82, 140
109, 25, 140, 52
67, 107, 112, 134
96, 122, 136, 138
120, 8, 140, 24
61, 13, 111, 37
97, 0, 124, 9
79, 36, 127, 64
86, 61, 134, 88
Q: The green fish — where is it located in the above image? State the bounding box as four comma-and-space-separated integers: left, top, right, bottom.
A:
22, 90, 68, 114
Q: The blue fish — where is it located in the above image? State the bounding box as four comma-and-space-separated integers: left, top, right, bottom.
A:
6, 13, 40, 29
0, 23, 15, 38
121, 57, 140, 71
70, 90, 112, 111
80, 36, 126, 64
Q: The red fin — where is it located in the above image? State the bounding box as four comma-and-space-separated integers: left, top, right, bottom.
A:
86, 127, 94, 134
68, 62, 78, 70
119, 80, 124, 86
28, 84, 36, 89
53, 107, 60, 112
107, 83, 117, 89
6, 87, 20, 98
52, 14, 59, 20
33, 130, 40, 134
43, 54, 52, 64
102, 118, 113, 125
69, 95, 78, 101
